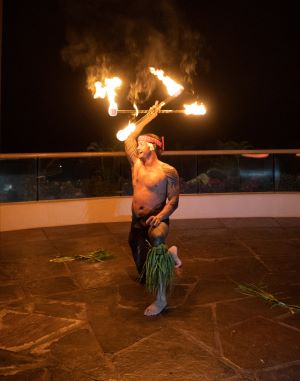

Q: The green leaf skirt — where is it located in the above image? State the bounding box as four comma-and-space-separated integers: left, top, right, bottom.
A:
141, 243, 175, 294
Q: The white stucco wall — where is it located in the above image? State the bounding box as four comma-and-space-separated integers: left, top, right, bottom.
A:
1, 193, 300, 231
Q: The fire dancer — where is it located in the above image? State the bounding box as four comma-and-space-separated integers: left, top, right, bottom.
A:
125, 101, 182, 316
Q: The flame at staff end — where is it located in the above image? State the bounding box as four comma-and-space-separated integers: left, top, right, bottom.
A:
93, 77, 122, 116
149, 67, 184, 97
116, 122, 136, 141
184, 102, 206, 115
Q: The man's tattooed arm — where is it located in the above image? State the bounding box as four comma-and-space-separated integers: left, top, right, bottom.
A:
157, 164, 180, 220
124, 135, 138, 166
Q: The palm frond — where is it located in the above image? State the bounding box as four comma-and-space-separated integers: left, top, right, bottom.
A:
237, 283, 300, 315
50, 248, 112, 263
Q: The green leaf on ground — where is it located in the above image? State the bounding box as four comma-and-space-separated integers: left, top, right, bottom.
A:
237, 283, 300, 315
50, 248, 112, 263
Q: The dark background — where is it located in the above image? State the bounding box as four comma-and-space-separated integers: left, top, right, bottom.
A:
1, 0, 297, 152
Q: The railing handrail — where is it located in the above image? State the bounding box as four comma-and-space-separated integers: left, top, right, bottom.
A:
1, 149, 300, 159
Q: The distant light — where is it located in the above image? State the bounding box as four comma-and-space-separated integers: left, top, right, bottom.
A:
4, 184, 13, 191
241, 154, 269, 159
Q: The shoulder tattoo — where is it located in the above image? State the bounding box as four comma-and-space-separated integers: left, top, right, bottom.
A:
125, 138, 138, 164
161, 163, 179, 194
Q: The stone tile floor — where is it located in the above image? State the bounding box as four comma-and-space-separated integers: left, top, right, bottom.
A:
0, 218, 300, 380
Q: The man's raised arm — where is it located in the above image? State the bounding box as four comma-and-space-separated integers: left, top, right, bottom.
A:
124, 102, 161, 165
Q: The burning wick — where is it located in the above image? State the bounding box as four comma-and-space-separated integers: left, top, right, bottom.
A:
108, 104, 118, 117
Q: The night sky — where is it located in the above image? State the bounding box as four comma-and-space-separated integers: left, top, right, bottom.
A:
1, 0, 297, 153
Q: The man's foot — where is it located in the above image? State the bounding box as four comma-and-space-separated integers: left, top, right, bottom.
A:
169, 245, 182, 268
144, 300, 168, 316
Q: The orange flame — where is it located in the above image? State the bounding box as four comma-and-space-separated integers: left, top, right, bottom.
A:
149, 67, 184, 97
116, 122, 136, 141
133, 103, 139, 117
94, 77, 122, 116
184, 102, 206, 115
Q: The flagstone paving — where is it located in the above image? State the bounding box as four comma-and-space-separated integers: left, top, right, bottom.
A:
0, 218, 300, 380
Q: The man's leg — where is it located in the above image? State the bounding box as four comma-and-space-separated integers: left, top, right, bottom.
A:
149, 223, 182, 268
168, 245, 182, 268
128, 223, 150, 283
144, 222, 170, 316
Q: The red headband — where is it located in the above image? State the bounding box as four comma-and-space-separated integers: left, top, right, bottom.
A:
138, 135, 165, 151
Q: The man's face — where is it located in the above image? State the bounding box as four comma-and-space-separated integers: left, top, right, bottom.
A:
137, 140, 152, 160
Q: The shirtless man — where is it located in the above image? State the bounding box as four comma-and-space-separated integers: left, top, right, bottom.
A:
125, 102, 181, 316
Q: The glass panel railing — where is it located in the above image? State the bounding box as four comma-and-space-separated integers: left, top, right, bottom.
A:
275, 154, 300, 191
238, 154, 274, 192
196, 154, 240, 193
163, 155, 198, 193
0, 158, 37, 202
1, 151, 299, 203
38, 156, 131, 199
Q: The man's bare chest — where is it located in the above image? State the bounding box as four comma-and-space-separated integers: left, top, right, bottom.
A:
133, 165, 167, 190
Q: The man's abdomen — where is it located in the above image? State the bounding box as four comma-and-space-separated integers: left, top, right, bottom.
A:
132, 188, 166, 217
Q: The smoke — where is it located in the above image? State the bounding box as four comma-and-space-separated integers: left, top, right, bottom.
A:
61, 0, 205, 105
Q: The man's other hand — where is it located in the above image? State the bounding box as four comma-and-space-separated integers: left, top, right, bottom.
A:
146, 215, 161, 227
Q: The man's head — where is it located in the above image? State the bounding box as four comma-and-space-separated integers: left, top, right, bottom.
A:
137, 134, 164, 159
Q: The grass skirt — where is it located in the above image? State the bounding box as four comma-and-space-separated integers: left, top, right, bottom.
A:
141, 243, 175, 294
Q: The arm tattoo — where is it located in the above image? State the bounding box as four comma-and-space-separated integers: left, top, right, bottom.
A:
124, 136, 138, 166
159, 163, 180, 219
